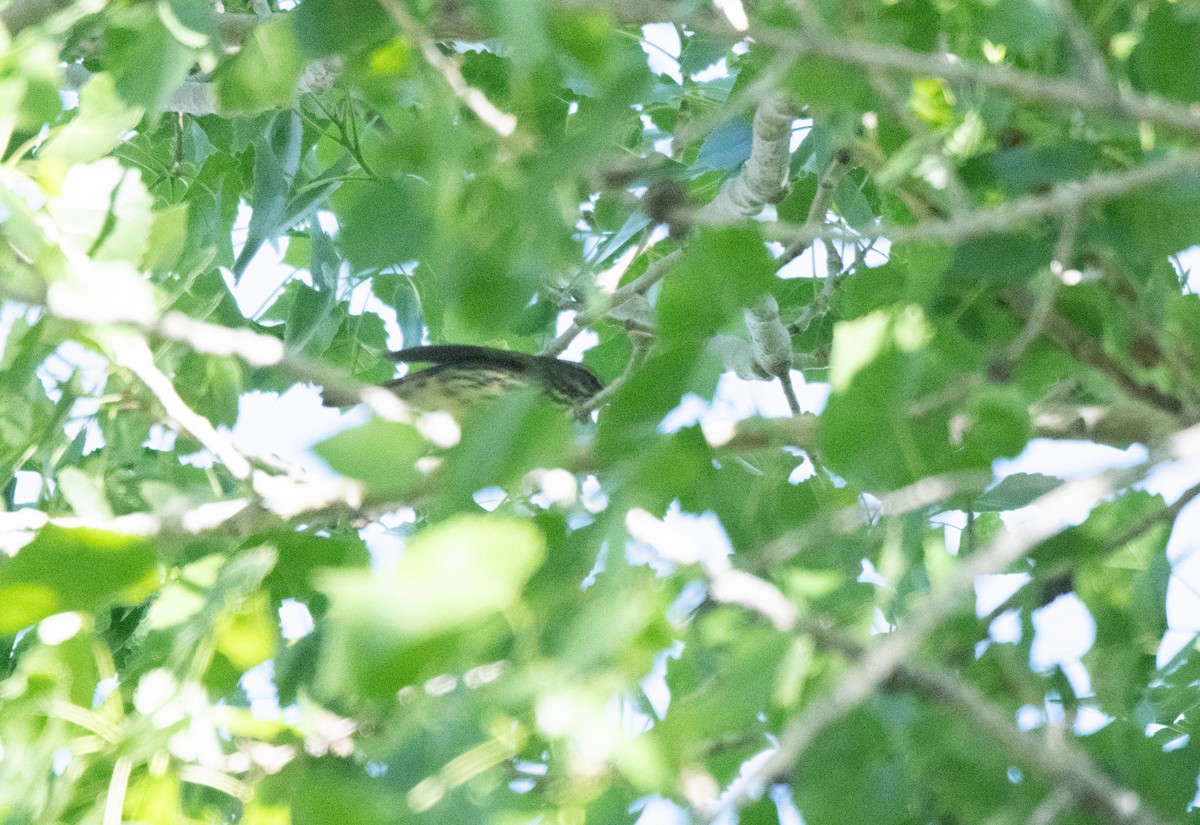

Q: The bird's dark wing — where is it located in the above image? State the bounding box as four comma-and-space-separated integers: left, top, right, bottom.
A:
386, 345, 540, 373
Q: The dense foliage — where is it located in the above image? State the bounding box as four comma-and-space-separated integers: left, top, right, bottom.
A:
3, 1, 1200, 823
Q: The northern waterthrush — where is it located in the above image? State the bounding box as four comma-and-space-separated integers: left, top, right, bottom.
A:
371, 345, 602, 418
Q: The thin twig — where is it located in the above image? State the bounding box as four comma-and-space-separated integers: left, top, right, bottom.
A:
105, 333, 253, 480
725, 419, 1200, 815
577, 338, 651, 414
377, 0, 517, 138
1002, 206, 1080, 364
709, 148, 1200, 249
744, 23, 1200, 135
779, 147, 852, 266
546, 94, 801, 357
777, 371, 801, 415
1001, 289, 1186, 417
643, 478, 1169, 825
980, 476, 1200, 628
761, 469, 993, 565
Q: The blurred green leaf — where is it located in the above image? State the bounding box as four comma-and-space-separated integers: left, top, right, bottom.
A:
690, 117, 752, 174
973, 473, 1061, 512
0, 525, 158, 633
232, 111, 304, 277
658, 227, 775, 344
214, 17, 305, 117
1131, 5, 1200, 103
40, 73, 142, 165
103, 5, 195, 114
437, 390, 572, 505
313, 418, 427, 498
48, 158, 154, 263
336, 178, 434, 271
315, 514, 545, 698
174, 352, 242, 428
292, 0, 392, 57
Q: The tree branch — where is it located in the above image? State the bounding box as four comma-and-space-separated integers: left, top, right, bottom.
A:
545, 93, 801, 356
725, 419, 1200, 816
712, 147, 1200, 249
747, 22, 1200, 136
637, 494, 1171, 825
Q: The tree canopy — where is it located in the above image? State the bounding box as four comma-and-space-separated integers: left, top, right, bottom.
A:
3, 1, 1200, 823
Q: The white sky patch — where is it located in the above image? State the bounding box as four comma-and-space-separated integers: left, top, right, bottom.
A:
975, 573, 1031, 615
691, 58, 730, 83
228, 201, 301, 317
663, 373, 830, 437
555, 311, 599, 363
640, 24, 682, 85
232, 385, 350, 476
994, 438, 1147, 481
1016, 704, 1043, 731
12, 471, 43, 506
1166, 551, 1200, 635
633, 797, 689, 825
1030, 593, 1096, 671
660, 505, 734, 564
988, 609, 1021, 644
1157, 628, 1199, 669
279, 599, 315, 640
1140, 457, 1200, 507
713, 0, 749, 32
240, 661, 281, 718
1176, 245, 1200, 293
38, 612, 84, 645
1163, 480, 1200, 563
359, 510, 412, 568
641, 643, 682, 720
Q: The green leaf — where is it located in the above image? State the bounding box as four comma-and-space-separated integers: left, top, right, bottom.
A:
1131, 5, 1200, 103
214, 17, 305, 116
437, 391, 572, 509
261, 756, 405, 824
292, 0, 392, 57
680, 34, 727, 77
595, 343, 719, 461
314, 515, 545, 698
973, 473, 1061, 512
372, 273, 424, 348
322, 309, 392, 381
160, 0, 218, 49
959, 142, 1102, 198
282, 282, 339, 355
972, 0, 1059, 53
174, 352, 242, 428
690, 117, 752, 174
0, 525, 158, 633
263, 532, 370, 605
232, 111, 304, 277
103, 5, 195, 114
947, 228, 1055, 281
47, 158, 155, 264
658, 227, 775, 344
1103, 166, 1200, 259
313, 418, 428, 498
656, 617, 789, 778
40, 73, 143, 165
336, 178, 434, 271
819, 306, 942, 489
143, 203, 190, 273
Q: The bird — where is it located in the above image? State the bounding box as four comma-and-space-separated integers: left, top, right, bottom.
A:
357, 344, 603, 418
